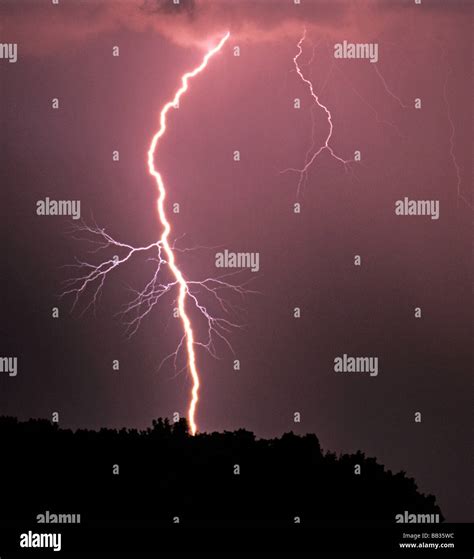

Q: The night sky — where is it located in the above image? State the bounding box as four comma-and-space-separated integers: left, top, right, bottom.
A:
0, 0, 472, 522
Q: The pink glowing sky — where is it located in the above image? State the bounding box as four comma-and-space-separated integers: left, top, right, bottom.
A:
0, 0, 472, 521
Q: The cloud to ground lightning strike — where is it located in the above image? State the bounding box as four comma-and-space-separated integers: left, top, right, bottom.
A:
60, 23, 470, 443
62, 32, 256, 437
147, 31, 230, 435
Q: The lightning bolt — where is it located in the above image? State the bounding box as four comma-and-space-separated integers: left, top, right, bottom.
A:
147, 32, 230, 435
281, 29, 353, 195
63, 32, 244, 437
442, 66, 472, 210
372, 63, 409, 110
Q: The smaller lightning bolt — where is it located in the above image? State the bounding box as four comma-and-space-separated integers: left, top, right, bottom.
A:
437, 42, 472, 211
442, 68, 472, 210
281, 29, 353, 195
334, 64, 406, 140
372, 63, 409, 110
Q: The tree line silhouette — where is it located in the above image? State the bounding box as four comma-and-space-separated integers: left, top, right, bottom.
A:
0, 416, 443, 527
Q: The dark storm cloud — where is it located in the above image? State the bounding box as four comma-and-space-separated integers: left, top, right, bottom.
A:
142, 0, 197, 16
0, 0, 363, 55
1, 0, 467, 56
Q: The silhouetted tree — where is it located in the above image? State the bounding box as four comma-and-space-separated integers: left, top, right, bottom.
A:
0, 415, 444, 526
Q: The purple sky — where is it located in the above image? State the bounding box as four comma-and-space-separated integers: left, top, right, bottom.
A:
0, 0, 472, 521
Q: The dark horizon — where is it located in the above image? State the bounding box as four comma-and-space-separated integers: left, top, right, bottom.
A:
0, 413, 445, 525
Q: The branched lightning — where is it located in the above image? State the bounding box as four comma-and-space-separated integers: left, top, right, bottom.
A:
63, 32, 249, 436
281, 29, 353, 195
62, 28, 470, 440
147, 31, 230, 435
282, 31, 470, 211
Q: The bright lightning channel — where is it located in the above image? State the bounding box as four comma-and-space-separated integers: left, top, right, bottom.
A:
147, 31, 230, 435
64, 32, 244, 438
